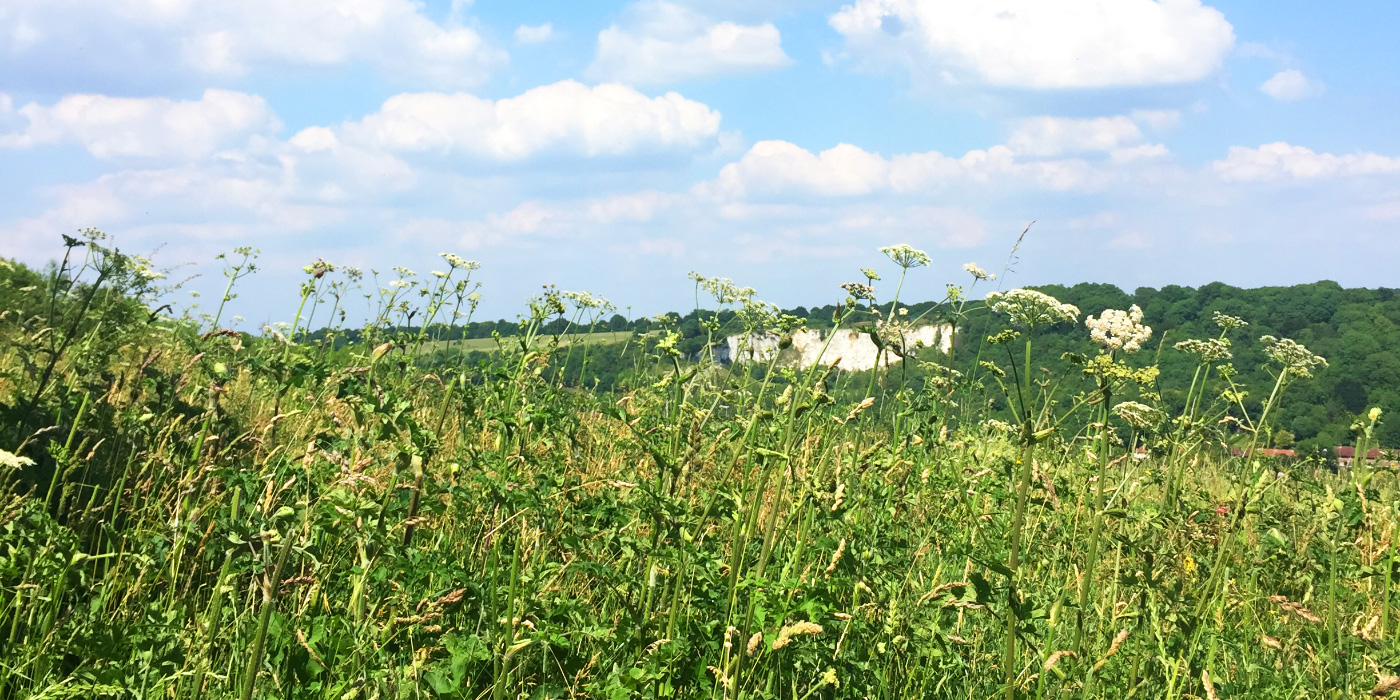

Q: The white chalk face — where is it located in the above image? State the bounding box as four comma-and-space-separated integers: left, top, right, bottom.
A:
712, 324, 952, 371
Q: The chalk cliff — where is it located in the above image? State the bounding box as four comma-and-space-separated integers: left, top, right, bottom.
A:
710, 325, 951, 371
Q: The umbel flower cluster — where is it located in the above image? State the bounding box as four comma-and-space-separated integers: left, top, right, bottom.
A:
962, 262, 994, 281
1085, 305, 1153, 353
1113, 401, 1165, 431
1174, 338, 1232, 363
1261, 335, 1329, 377
879, 244, 932, 269
985, 288, 1080, 328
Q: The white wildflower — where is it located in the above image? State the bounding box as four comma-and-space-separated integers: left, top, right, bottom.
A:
1260, 335, 1328, 378
1213, 312, 1247, 331
840, 282, 875, 301
695, 275, 755, 305
982, 419, 1014, 434
1085, 305, 1152, 353
1174, 338, 1232, 363
0, 450, 35, 470
439, 253, 481, 271
985, 288, 1079, 329
879, 244, 931, 269
963, 262, 994, 281
1113, 401, 1164, 432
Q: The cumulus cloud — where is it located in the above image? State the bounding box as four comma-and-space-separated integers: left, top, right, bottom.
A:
1006, 116, 1144, 157
1260, 69, 1322, 102
711, 141, 891, 198
1212, 142, 1400, 182
0, 0, 506, 90
705, 139, 1130, 200
395, 191, 680, 250
587, 1, 792, 85
310, 80, 723, 162
0, 89, 280, 160
828, 0, 1234, 89
515, 23, 555, 44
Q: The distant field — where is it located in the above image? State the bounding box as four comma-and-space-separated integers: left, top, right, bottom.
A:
415, 329, 640, 354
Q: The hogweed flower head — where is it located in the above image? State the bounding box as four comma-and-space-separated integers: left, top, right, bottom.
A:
1113, 401, 1164, 432
562, 290, 615, 314
879, 244, 931, 269
439, 252, 481, 271
1085, 305, 1152, 353
963, 262, 994, 281
1175, 338, 1232, 363
840, 281, 875, 302
1260, 335, 1328, 378
0, 450, 35, 470
985, 288, 1079, 329
1213, 311, 1247, 331
691, 274, 755, 306
860, 267, 881, 281
736, 298, 780, 332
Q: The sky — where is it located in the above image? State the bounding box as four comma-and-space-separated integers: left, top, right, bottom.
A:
1, 0, 1398, 324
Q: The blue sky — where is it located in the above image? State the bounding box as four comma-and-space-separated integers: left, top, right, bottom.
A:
2, 0, 1398, 324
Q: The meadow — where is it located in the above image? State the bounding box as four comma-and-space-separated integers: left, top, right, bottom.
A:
0, 230, 1395, 699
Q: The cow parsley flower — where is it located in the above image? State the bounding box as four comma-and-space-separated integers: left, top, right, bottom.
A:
1213, 312, 1247, 331
1260, 335, 1328, 378
0, 450, 35, 470
1113, 401, 1164, 431
840, 282, 875, 301
985, 288, 1079, 329
1085, 305, 1152, 353
963, 262, 994, 281
879, 244, 931, 269
439, 253, 481, 271
1174, 338, 1232, 363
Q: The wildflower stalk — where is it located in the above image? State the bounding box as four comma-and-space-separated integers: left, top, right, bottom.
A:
1073, 383, 1111, 660
1003, 334, 1035, 700
239, 507, 298, 700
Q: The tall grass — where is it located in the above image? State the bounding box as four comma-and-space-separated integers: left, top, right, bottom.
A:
0, 232, 1393, 699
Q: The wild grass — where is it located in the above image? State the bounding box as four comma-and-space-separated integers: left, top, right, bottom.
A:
414, 330, 641, 356
0, 231, 1395, 700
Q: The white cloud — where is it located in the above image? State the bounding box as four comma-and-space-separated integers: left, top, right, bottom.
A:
0, 89, 280, 160
711, 141, 892, 198
396, 191, 681, 250
316, 80, 723, 162
1109, 144, 1170, 163
1260, 69, 1322, 102
587, 1, 791, 85
514, 23, 555, 44
828, 0, 1234, 89
638, 238, 686, 257
1212, 142, 1400, 182
1006, 116, 1143, 157
1130, 109, 1181, 131
0, 0, 506, 89
706, 139, 1128, 200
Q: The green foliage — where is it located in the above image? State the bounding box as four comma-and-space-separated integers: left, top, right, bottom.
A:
0, 236, 1396, 700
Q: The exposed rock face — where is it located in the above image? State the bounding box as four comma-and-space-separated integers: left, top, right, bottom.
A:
710, 325, 951, 371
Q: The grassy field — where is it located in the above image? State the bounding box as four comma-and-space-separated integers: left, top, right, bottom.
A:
416, 329, 640, 354
0, 235, 1394, 700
